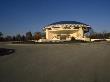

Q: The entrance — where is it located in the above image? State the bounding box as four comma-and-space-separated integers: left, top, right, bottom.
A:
60, 35, 67, 40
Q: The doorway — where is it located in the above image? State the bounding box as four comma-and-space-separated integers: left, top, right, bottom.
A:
60, 35, 67, 40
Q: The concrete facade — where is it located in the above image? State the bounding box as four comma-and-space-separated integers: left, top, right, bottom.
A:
43, 21, 92, 41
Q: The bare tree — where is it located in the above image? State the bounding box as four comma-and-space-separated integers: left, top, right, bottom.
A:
0, 32, 3, 41
21, 35, 26, 41
34, 32, 41, 41
16, 34, 22, 41
5, 36, 12, 41
0, 32, 3, 37
26, 32, 32, 40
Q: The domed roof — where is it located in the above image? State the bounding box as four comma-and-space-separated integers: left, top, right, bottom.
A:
48, 21, 88, 26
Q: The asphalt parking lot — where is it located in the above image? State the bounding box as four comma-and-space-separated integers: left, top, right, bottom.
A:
0, 43, 110, 82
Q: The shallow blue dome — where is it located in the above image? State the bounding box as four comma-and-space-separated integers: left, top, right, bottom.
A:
48, 21, 88, 26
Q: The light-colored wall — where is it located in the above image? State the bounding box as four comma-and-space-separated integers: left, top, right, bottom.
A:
44, 24, 89, 40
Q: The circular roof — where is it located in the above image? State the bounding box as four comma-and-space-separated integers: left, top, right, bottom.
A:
48, 21, 88, 26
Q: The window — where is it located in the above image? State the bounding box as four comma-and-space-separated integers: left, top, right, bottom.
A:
63, 27, 71, 29
53, 27, 60, 28
74, 27, 79, 29
48, 28, 51, 30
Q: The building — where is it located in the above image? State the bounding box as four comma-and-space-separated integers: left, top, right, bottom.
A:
43, 21, 92, 41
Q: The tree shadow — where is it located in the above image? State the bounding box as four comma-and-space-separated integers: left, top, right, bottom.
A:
0, 48, 15, 56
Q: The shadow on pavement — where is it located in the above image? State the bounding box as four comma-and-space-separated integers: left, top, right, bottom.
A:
0, 48, 15, 56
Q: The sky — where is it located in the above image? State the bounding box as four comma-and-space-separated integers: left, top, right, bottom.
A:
0, 0, 110, 36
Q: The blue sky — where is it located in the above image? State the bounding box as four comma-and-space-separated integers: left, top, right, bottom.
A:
0, 0, 110, 35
